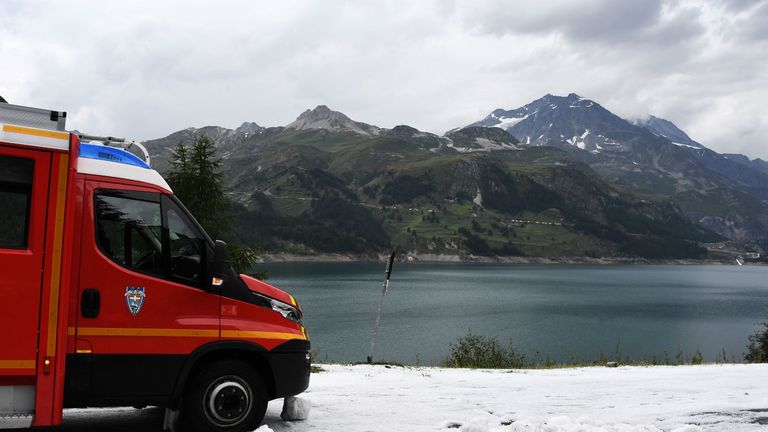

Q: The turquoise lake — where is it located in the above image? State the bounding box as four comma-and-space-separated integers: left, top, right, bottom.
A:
263, 262, 768, 365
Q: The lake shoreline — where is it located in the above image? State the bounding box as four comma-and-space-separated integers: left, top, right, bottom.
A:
264, 261, 768, 364
259, 252, 753, 265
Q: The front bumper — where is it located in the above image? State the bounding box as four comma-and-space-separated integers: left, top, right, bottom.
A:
268, 339, 311, 398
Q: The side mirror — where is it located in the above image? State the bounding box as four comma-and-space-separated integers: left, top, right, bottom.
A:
212, 240, 230, 287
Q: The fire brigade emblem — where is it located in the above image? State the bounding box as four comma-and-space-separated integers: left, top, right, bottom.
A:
125, 286, 146, 316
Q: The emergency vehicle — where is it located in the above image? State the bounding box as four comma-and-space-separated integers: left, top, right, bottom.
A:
0, 102, 310, 431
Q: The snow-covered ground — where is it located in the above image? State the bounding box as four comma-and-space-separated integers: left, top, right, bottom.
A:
58, 364, 768, 431
261, 364, 768, 432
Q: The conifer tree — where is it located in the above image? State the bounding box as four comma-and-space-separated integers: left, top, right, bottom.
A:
168, 135, 261, 275
168, 140, 192, 203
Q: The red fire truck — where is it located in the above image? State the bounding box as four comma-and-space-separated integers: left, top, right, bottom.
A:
0, 103, 310, 431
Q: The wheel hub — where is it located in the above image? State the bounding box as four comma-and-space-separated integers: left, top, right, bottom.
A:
205, 378, 252, 426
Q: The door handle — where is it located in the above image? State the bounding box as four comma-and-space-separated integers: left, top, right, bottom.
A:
81, 288, 101, 318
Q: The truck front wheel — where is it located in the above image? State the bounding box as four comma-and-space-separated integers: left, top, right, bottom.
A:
182, 360, 267, 432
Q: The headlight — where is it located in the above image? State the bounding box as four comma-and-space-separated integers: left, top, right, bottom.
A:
253, 292, 302, 322
270, 298, 302, 322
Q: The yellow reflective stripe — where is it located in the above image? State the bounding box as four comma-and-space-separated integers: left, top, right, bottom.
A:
221, 330, 306, 340
288, 294, 297, 306
46, 156, 69, 356
75, 327, 219, 338
0, 360, 35, 369
69, 327, 306, 341
3, 124, 69, 140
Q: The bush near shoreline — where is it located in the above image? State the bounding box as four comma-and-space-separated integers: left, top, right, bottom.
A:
440, 321, 768, 369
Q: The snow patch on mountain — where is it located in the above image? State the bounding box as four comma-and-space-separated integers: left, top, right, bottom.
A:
566, 129, 590, 150
569, 97, 594, 108
472, 188, 483, 207
492, 115, 528, 130
475, 137, 517, 151
444, 137, 519, 153
672, 141, 701, 149
444, 126, 520, 153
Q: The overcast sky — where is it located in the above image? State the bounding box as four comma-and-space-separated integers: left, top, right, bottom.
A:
1, 0, 767, 158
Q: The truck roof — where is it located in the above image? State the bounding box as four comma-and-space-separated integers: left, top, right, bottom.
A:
76, 142, 172, 192
0, 102, 171, 192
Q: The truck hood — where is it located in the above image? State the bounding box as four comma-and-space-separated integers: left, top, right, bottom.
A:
239, 274, 299, 310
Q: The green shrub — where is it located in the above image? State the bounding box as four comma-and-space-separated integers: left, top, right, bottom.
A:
690, 350, 704, 365
745, 319, 768, 363
444, 332, 526, 369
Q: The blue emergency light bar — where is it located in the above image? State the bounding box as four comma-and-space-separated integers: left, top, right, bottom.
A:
79, 143, 150, 169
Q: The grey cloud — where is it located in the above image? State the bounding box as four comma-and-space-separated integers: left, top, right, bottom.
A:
0, 0, 767, 159
458, 0, 665, 42
731, 1, 768, 42
720, 0, 767, 12
640, 6, 705, 46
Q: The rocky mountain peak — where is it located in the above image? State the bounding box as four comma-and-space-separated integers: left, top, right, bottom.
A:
386, 125, 424, 140
534, 93, 591, 109
389, 125, 420, 135
631, 115, 703, 149
235, 121, 264, 135
459, 93, 626, 151
537, 92, 583, 104
287, 105, 378, 135
382, 124, 445, 150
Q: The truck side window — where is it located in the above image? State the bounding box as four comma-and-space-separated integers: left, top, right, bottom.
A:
0, 155, 34, 249
167, 207, 205, 284
95, 193, 163, 277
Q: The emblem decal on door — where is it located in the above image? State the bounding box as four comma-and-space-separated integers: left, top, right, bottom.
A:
125, 286, 146, 316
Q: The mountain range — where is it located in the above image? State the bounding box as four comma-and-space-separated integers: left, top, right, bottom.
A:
142, 94, 768, 260
460, 93, 768, 242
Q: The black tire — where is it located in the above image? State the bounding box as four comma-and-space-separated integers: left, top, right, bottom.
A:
182, 360, 267, 432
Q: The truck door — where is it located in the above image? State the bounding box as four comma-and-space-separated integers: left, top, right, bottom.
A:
0, 147, 50, 412
70, 180, 219, 404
